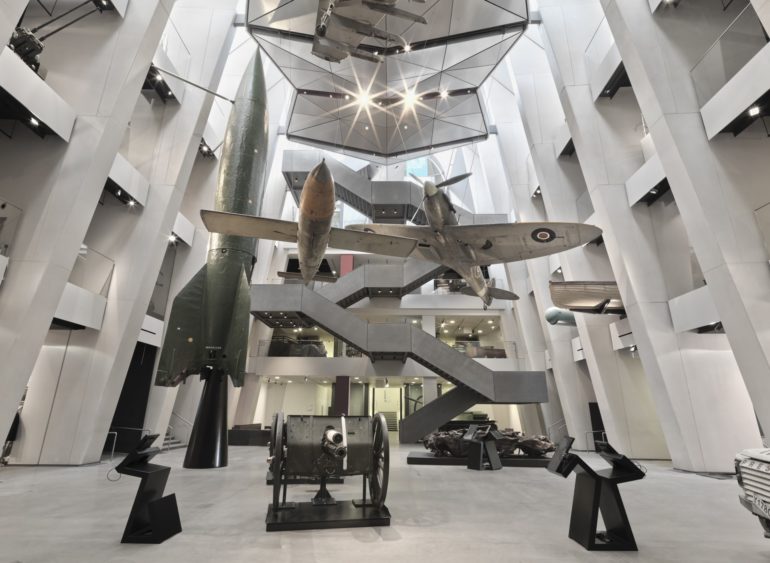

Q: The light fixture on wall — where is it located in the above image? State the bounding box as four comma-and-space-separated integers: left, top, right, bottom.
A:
748, 106, 761, 117
385, 378, 390, 388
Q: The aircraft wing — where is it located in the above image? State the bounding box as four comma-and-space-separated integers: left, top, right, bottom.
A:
202, 210, 417, 258
201, 211, 299, 243
328, 227, 417, 257
346, 224, 440, 261
443, 222, 602, 265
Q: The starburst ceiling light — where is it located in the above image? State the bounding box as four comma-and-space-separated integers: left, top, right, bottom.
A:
247, 0, 529, 162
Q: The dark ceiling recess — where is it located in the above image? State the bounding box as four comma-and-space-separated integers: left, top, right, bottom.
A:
639, 178, 671, 207
142, 64, 177, 103
720, 90, 770, 137
598, 63, 631, 99
559, 138, 575, 157
0, 87, 54, 138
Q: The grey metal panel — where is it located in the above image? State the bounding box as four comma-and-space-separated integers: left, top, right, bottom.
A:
492, 371, 549, 404
398, 386, 481, 444
250, 284, 304, 313
364, 264, 404, 288
316, 266, 365, 304
368, 324, 411, 353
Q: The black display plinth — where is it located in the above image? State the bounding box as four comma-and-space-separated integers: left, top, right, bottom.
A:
115, 435, 181, 544
184, 369, 228, 469
266, 470, 344, 485
547, 437, 645, 551
467, 438, 502, 470
407, 450, 551, 467
266, 501, 390, 531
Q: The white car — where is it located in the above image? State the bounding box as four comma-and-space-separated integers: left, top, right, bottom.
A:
736, 449, 770, 537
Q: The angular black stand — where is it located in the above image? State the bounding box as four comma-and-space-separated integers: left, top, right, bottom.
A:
466, 439, 502, 470
568, 463, 640, 550
114, 436, 181, 544
184, 368, 228, 469
547, 437, 644, 551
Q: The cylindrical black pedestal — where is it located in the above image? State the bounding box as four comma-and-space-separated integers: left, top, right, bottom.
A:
184, 370, 228, 469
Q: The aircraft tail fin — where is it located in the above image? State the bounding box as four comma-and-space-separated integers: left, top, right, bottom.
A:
460, 285, 520, 301
155, 265, 207, 387
487, 287, 519, 301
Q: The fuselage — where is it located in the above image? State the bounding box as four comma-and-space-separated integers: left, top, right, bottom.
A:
205, 53, 268, 369
423, 182, 491, 306
297, 160, 335, 284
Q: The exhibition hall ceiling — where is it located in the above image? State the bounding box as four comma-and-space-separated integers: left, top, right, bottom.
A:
247, 0, 528, 161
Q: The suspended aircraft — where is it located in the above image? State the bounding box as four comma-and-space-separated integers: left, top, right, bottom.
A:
200, 160, 417, 285
312, 0, 427, 64
346, 173, 602, 308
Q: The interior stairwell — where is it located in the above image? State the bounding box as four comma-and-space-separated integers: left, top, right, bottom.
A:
251, 272, 547, 443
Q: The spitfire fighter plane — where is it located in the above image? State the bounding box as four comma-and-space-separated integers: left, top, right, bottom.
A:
347, 174, 602, 308
201, 164, 601, 308
312, 0, 427, 64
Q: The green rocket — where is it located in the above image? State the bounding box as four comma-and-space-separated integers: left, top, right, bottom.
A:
153, 52, 268, 468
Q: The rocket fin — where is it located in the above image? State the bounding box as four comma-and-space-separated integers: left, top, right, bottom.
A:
224, 266, 251, 387
155, 265, 208, 386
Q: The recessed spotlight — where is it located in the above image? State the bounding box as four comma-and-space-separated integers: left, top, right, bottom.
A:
128, 200, 136, 207
443, 329, 448, 334
365, 125, 369, 130
449, 320, 455, 324
344, 94, 350, 100
490, 325, 495, 330
477, 330, 483, 334
168, 234, 177, 243
403, 44, 411, 52
412, 319, 418, 324
403, 125, 408, 130
748, 105, 761, 117
440, 89, 449, 99
487, 320, 493, 324
29, 116, 39, 127
167, 91, 172, 96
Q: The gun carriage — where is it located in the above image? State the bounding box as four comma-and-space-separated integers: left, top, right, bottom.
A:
266, 412, 390, 530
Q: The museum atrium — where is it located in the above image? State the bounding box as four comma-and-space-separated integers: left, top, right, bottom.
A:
2, 0, 770, 560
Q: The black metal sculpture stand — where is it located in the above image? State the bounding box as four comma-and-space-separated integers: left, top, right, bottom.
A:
568, 462, 640, 550
184, 368, 228, 469
547, 437, 645, 552
465, 425, 503, 471
116, 462, 182, 543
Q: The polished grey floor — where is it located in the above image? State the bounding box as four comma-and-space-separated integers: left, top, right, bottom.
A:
1, 444, 768, 562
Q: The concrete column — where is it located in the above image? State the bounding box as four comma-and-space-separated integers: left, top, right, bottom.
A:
0, 0, 176, 446
605, 0, 770, 441
537, 0, 761, 470
498, 28, 668, 459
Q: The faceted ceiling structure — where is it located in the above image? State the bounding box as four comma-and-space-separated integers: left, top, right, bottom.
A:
247, 0, 528, 162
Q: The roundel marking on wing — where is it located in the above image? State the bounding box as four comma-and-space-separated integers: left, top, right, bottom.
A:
531, 228, 556, 243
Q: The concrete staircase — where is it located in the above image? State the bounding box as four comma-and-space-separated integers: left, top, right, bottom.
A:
316, 259, 446, 307
251, 284, 547, 443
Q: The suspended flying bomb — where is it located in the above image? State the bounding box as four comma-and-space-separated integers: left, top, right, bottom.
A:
154, 52, 269, 468
201, 160, 418, 284
312, 0, 427, 64
347, 174, 603, 308
545, 307, 577, 326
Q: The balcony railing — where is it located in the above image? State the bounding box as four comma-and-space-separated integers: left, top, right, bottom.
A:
257, 336, 361, 358
69, 246, 114, 297
690, 4, 769, 105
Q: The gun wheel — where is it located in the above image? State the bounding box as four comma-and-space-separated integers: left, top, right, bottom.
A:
369, 412, 389, 508
271, 412, 286, 512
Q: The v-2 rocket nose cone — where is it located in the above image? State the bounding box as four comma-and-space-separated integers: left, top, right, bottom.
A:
311, 160, 333, 186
